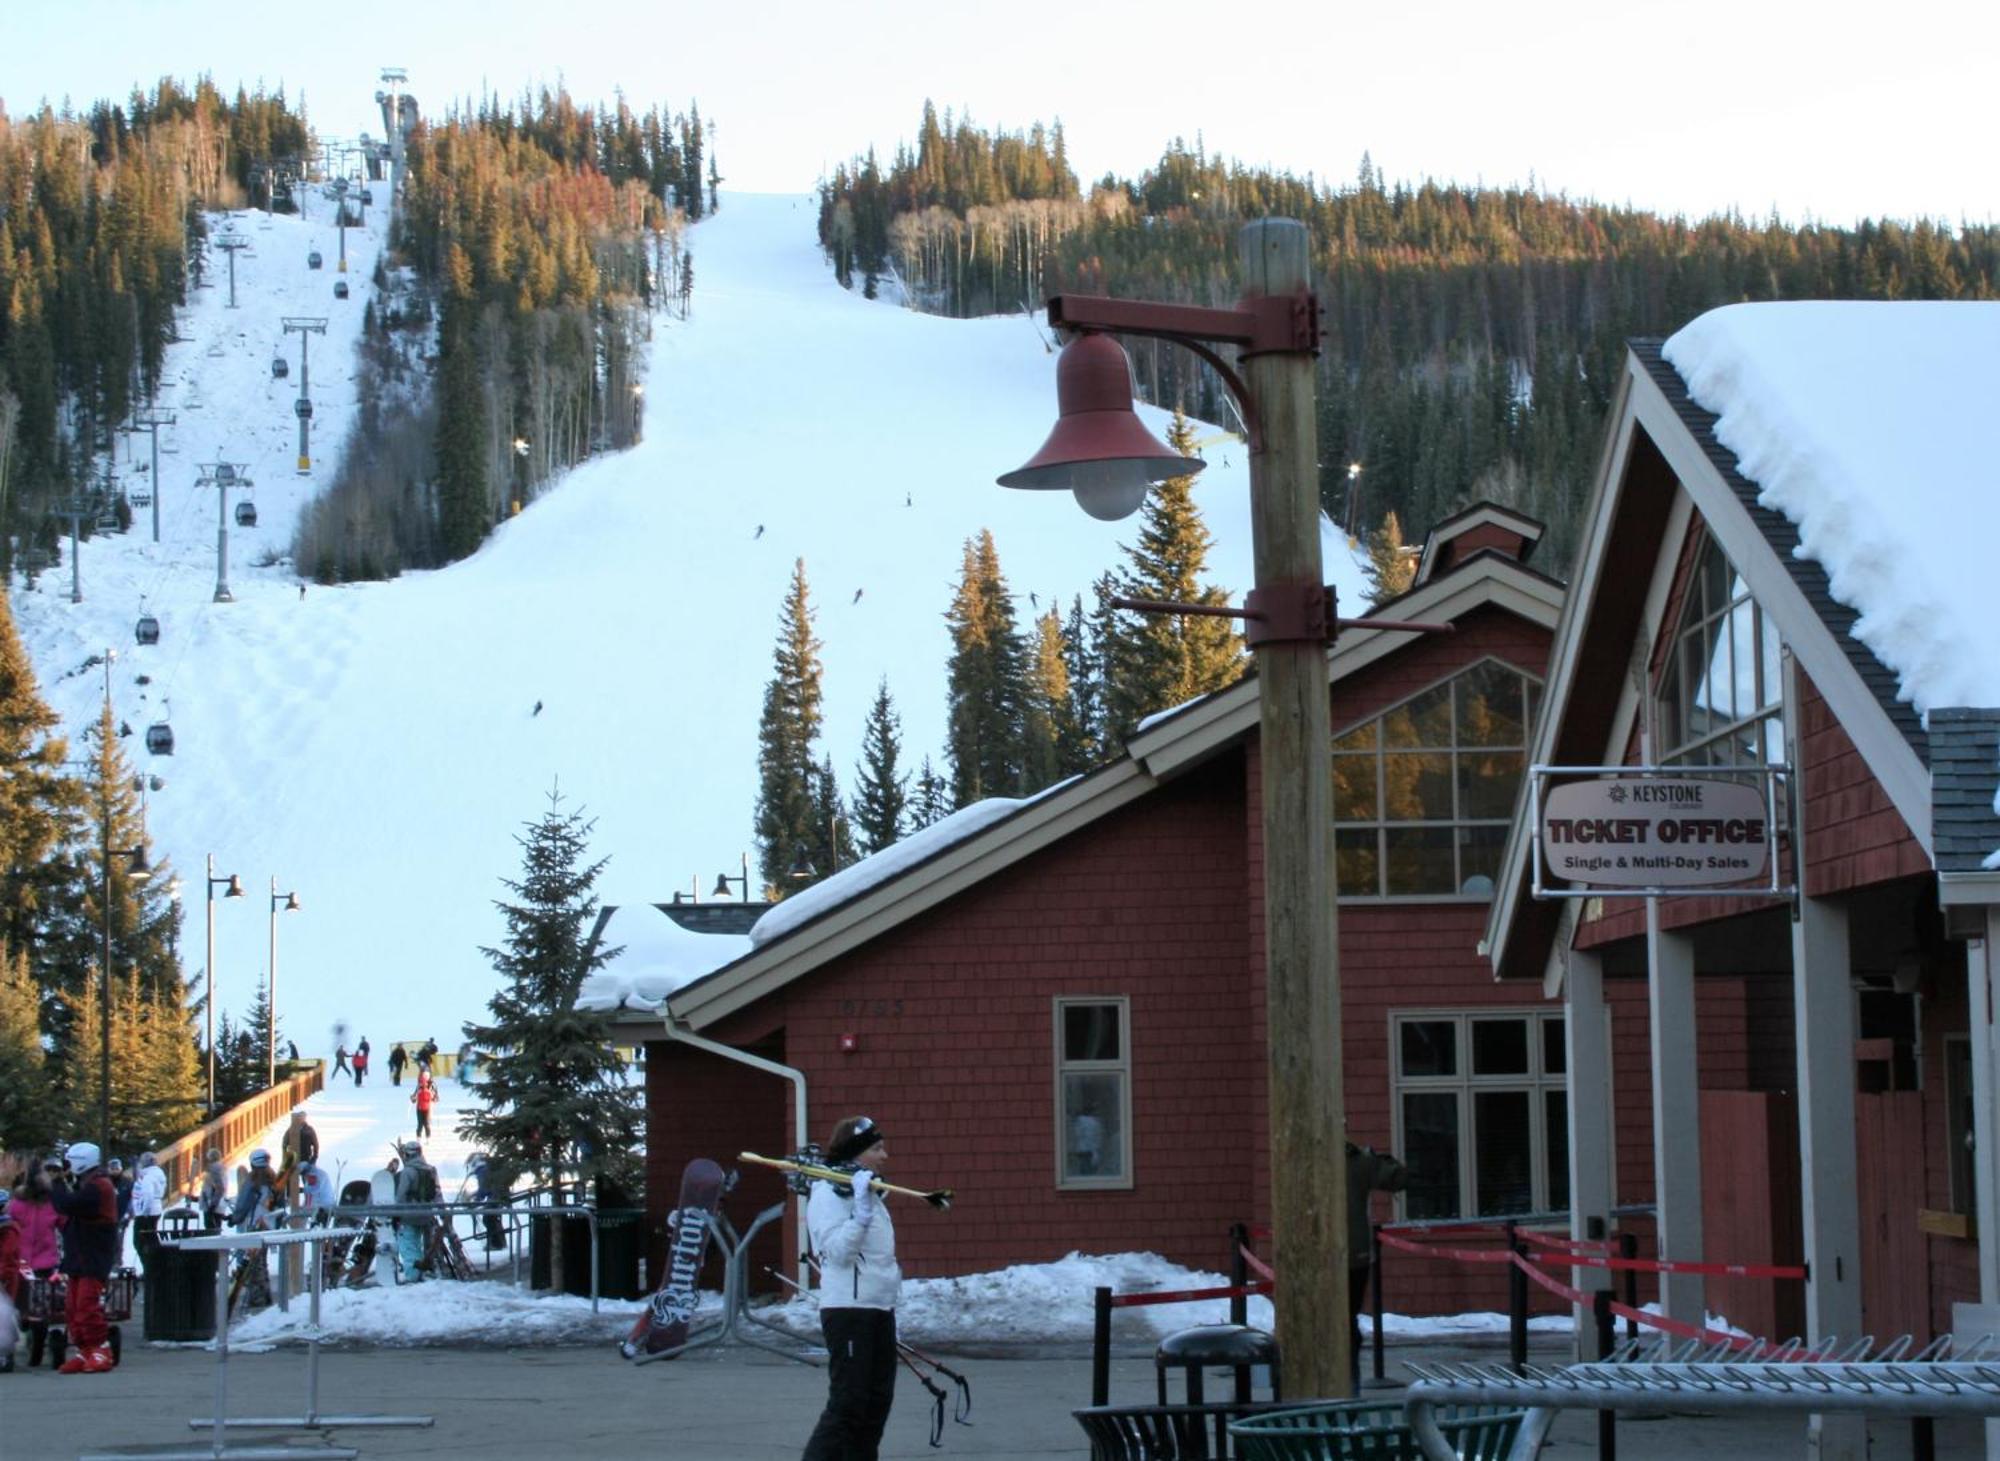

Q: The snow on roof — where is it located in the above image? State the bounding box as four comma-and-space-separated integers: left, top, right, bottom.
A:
575, 905, 751, 1014
1662, 302, 2000, 868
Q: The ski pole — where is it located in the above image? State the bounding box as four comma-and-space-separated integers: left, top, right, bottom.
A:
778, 1267, 971, 1440
898, 1346, 949, 1447
737, 1152, 953, 1209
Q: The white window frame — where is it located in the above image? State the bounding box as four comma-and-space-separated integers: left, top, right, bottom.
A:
1389, 1009, 1569, 1221
1658, 532, 1787, 771
1054, 996, 1133, 1191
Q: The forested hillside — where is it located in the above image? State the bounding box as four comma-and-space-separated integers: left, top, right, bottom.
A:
0, 80, 310, 577
820, 111, 2000, 567
296, 91, 710, 580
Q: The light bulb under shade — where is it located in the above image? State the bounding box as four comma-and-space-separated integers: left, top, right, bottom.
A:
1067, 458, 1155, 521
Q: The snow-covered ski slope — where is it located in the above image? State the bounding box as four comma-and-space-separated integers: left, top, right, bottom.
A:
12, 189, 1366, 1046
247, 1061, 484, 1199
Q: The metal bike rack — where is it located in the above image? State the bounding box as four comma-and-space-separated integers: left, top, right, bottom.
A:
1402, 1336, 2000, 1461
630, 1202, 819, 1368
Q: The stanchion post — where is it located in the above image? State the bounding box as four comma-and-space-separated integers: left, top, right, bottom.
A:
1229, 1222, 1249, 1326
1594, 1289, 1618, 1461
1619, 1232, 1640, 1343
1371, 1223, 1386, 1381
1506, 1222, 1528, 1375
1092, 1286, 1113, 1406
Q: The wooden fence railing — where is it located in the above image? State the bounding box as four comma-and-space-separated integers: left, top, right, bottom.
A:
153, 1064, 325, 1205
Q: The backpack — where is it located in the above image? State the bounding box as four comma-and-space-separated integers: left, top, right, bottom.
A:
407, 1163, 439, 1204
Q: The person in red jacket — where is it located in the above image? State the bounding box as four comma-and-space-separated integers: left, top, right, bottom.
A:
411, 1068, 437, 1138
49, 1141, 120, 1373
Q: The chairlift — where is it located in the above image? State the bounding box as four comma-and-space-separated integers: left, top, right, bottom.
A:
360, 188, 374, 205
145, 722, 175, 756
308, 250, 323, 270
130, 488, 153, 508
135, 614, 161, 646
333, 281, 350, 300
235, 500, 259, 528
272, 356, 289, 379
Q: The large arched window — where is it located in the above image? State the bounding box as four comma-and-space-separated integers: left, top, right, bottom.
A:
1657, 534, 1785, 767
1332, 659, 1542, 899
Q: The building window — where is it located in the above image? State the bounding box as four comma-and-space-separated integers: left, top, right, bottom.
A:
1055, 997, 1132, 1190
1658, 534, 1786, 769
1333, 659, 1542, 900
1392, 1010, 1568, 1220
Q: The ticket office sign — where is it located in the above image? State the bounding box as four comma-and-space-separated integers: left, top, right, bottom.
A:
1539, 777, 1771, 889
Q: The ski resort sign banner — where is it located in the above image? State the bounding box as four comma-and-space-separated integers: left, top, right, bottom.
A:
1532, 770, 1785, 897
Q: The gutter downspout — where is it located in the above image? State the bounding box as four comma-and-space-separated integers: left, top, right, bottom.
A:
660, 1012, 811, 1290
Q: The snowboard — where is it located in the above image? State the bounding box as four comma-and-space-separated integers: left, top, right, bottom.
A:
620, 1157, 725, 1360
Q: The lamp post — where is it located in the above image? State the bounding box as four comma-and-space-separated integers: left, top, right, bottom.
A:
96, 653, 150, 1153
712, 852, 751, 903
205, 854, 244, 1111
267, 877, 301, 1086
999, 219, 1352, 1395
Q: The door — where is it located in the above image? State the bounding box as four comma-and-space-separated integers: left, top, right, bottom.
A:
1854, 1091, 1930, 1341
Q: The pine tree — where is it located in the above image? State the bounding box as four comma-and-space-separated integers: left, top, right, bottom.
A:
243, 974, 280, 1087
909, 757, 951, 830
460, 786, 640, 1292
1021, 611, 1080, 793
944, 531, 1027, 805
0, 941, 57, 1152
1061, 593, 1104, 770
435, 243, 491, 561
1361, 509, 1418, 607
754, 560, 825, 893
1104, 412, 1244, 733
803, 754, 854, 883
852, 678, 908, 856
133, 979, 200, 1145
0, 595, 86, 1002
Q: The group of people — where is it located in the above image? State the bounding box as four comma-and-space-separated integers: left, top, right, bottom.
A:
330, 1036, 372, 1085
0, 1141, 169, 1374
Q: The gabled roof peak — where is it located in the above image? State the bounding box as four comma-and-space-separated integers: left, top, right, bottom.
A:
1415, 501, 1545, 587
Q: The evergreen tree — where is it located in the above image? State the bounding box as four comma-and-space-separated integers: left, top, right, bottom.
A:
0, 942, 57, 1152
460, 786, 640, 1291
852, 678, 909, 855
909, 756, 951, 830
1361, 509, 1418, 607
133, 979, 201, 1145
944, 531, 1028, 805
0, 596, 86, 1000
1103, 412, 1243, 733
1021, 610, 1080, 792
1061, 593, 1105, 770
243, 974, 280, 1087
802, 755, 855, 883
434, 244, 492, 561
754, 560, 825, 893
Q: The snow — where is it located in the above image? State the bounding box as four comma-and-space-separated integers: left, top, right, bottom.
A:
1661, 303, 2000, 862
577, 905, 751, 1012
9, 189, 1369, 1050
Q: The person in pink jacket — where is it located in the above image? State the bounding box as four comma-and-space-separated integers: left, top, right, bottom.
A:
11, 1156, 66, 1367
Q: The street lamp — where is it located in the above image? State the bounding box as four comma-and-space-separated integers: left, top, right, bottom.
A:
267, 878, 301, 1086
998, 219, 1352, 1394
712, 853, 750, 903
205, 854, 244, 1110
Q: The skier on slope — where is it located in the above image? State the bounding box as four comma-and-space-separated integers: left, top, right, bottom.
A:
801, 1116, 902, 1460
411, 1068, 437, 1138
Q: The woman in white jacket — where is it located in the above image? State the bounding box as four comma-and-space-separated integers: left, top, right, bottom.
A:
802, 1116, 901, 1460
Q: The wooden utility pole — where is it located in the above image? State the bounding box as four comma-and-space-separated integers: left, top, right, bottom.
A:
1239, 217, 1348, 1398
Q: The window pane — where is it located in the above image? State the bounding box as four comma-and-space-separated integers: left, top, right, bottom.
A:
1336, 828, 1381, 897
1700, 542, 1733, 619
1382, 753, 1452, 820
1457, 825, 1508, 894
1678, 633, 1708, 747
1334, 722, 1379, 754
1384, 826, 1456, 895
1471, 1019, 1529, 1075
1455, 663, 1526, 747
1526, 680, 1542, 736
1062, 1072, 1124, 1180
1333, 753, 1377, 822
1457, 751, 1524, 820
1382, 683, 1452, 749
1545, 1090, 1569, 1212
1541, 1016, 1567, 1074
1730, 604, 1757, 720
1401, 1092, 1461, 1219
1399, 1020, 1458, 1078
1706, 615, 1735, 725
1473, 1090, 1533, 1215
1759, 609, 1783, 712
1063, 1004, 1120, 1062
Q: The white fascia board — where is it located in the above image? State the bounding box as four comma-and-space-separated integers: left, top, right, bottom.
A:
1417, 504, 1547, 583
1938, 871, 2000, 906
669, 760, 1158, 1031
1626, 367, 1933, 855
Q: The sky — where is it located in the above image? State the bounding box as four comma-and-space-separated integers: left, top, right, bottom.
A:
3, 0, 1998, 230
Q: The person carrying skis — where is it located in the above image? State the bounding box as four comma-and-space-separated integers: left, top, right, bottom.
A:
802, 1115, 902, 1461
229, 1150, 286, 1309
332, 1043, 351, 1078
392, 1142, 439, 1283
467, 1154, 507, 1250
387, 1043, 408, 1087
411, 1068, 437, 1138
49, 1141, 120, 1372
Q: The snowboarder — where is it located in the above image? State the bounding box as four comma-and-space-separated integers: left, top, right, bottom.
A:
852, 588, 863, 604
532, 700, 543, 716
417, 1037, 439, 1073
388, 1043, 408, 1086
50, 1141, 121, 1372
228, 1150, 285, 1310
801, 1116, 902, 1459
466, 1154, 507, 1250
393, 1143, 439, 1283
411, 1069, 437, 1138
754, 524, 765, 539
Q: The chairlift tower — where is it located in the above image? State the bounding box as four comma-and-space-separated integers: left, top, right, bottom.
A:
126, 406, 177, 542
216, 232, 250, 308
197, 459, 251, 602
332, 178, 350, 273
378, 67, 408, 225
283, 317, 328, 472
55, 495, 92, 603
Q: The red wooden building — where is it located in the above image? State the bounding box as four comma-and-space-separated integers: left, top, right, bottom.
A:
611, 503, 1565, 1315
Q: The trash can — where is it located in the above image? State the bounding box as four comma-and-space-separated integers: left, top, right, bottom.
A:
1156, 1324, 1283, 1406
529, 1209, 645, 1299
144, 1215, 219, 1341
1227, 1400, 1527, 1460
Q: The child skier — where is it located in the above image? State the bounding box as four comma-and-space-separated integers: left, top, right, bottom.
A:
411, 1069, 436, 1138
49, 1141, 121, 1373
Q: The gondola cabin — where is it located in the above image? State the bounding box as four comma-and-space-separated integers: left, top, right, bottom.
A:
307, 250, 323, 270
145, 723, 174, 756
333, 281, 350, 300
271, 356, 289, 379
134, 615, 160, 646
235, 500, 258, 528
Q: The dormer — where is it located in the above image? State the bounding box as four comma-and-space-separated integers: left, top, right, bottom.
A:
1413, 501, 1544, 587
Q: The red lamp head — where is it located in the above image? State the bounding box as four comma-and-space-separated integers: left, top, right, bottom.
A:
998, 333, 1203, 520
